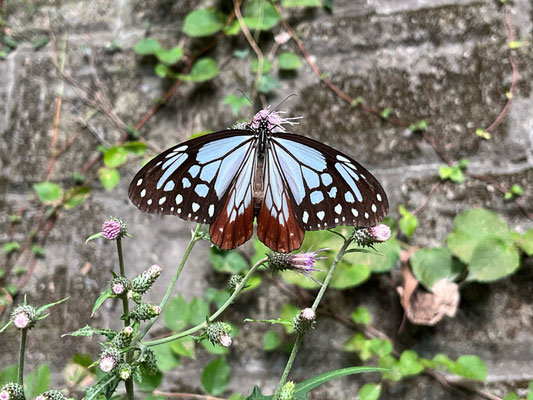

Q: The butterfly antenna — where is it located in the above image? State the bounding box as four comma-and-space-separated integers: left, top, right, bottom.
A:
234, 89, 254, 107
268, 94, 298, 116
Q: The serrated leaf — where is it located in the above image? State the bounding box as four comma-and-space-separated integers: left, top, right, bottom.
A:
91, 289, 114, 317
34, 182, 63, 204
278, 52, 302, 69
134, 369, 163, 392
410, 247, 461, 291
202, 357, 230, 396
179, 58, 220, 82
467, 237, 520, 282
183, 9, 223, 37
98, 167, 119, 191
134, 38, 161, 55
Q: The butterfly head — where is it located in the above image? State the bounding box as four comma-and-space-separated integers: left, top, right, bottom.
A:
250, 107, 302, 134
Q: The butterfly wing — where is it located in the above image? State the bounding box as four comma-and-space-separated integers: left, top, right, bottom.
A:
128, 130, 256, 225
268, 133, 389, 231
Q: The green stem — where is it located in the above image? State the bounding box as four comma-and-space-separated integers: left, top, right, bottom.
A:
272, 233, 356, 400
143, 257, 267, 347
18, 329, 27, 385
116, 237, 134, 400
138, 224, 203, 341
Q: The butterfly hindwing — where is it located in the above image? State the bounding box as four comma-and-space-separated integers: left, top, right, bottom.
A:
269, 133, 389, 231
128, 130, 256, 224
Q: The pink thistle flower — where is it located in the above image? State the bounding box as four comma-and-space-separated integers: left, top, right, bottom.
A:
112, 282, 125, 295
300, 308, 315, 321
99, 356, 116, 373
219, 333, 232, 348
0, 390, 10, 400
13, 312, 31, 329
250, 107, 302, 133
267, 249, 327, 283
102, 218, 127, 240
370, 224, 391, 242
36, 396, 46, 400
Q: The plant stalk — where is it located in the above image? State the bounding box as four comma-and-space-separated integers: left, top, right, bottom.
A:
18, 329, 27, 385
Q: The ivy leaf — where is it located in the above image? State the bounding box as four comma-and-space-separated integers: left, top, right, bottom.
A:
163, 294, 191, 331
396, 350, 424, 376
410, 247, 461, 291
155, 46, 184, 65
182, 9, 223, 37
122, 141, 147, 155
263, 330, 281, 351
434, 354, 487, 381
104, 146, 129, 168
154, 63, 171, 78
134, 38, 161, 55
34, 182, 63, 204
188, 297, 209, 326
278, 52, 302, 69
98, 168, 120, 191
179, 58, 220, 82
351, 306, 371, 325
202, 357, 230, 396
466, 237, 520, 282
151, 341, 180, 371
243, 0, 281, 30
170, 337, 196, 358
398, 205, 418, 238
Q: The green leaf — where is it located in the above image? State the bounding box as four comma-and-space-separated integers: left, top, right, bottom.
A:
155, 46, 184, 65
0, 364, 18, 385
380, 108, 392, 119
504, 393, 520, 400
466, 237, 520, 282
210, 248, 249, 274
351, 306, 371, 325
34, 182, 63, 204
63, 186, 91, 210
223, 94, 250, 116
510, 184, 524, 196
205, 288, 231, 308
91, 289, 114, 317
134, 38, 161, 55
508, 40, 522, 49
408, 120, 428, 132
329, 262, 371, 289
122, 141, 146, 155
3, 241, 20, 255
32, 245, 45, 258
280, 303, 300, 334
282, 0, 321, 7
152, 342, 181, 371
224, 20, 241, 36
135, 369, 163, 392
201, 339, 229, 355
516, 228, 533, 256
26, 364, 50, 397
257, 73, 280, 93
104, 146, 128, 168
397, 350, 424, 376
188, 297, 209, 326
343, 333, 372, 361
3, 36, 18, 49
202, 357, 230, 396
179, 58, 220, 82
182, 9, 223, 37
410, 247, 461, 291
342, 239, 401, 274
278, 52, 302, 70
243, 0, 281, 31
263, 330, 281, 351
358, 383, 381, 400
252, 58, 273, 73
434, 354, 487, 381
439, 165, 463, 183
154, 63, 171, 78
170, 337, 196, 358
229, 394, 246, 400
163, 295, 191, 331
98, 167, 120, 191
398, 205, 418, 238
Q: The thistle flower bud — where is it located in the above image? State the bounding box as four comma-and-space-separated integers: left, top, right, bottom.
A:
129, 303, 161, 321
293, 308, 316, 335
228, 274, 244, 291
102, 218, 127, 240
99, 346, 121, 373
35, 390, 67, 400
206, 322, 232, 347
279, 381, 295, 400
130, 265, 161, 295
117, 363, 134, 380
139, 348, 158, 375
111, 326, 134, 349
110, 277, 129, 295
11, 304, 37, 330
0, 383, 25, 400
353, 224, 391, 247
267, 249, 327, 280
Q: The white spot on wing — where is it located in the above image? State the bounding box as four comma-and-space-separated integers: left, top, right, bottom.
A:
317, 211, 325, 220
159, 197, 166, 205
208, 204, 215, 217
364, 212, 369, 219
335, 204, 342, 214
182, 177, 191, 188
328, 187, 337, 198
377, 194, 382, 201
176, 194, 183, 204
321, 173, 333, 186
345, 192, 355, 203
195, 184, 209, 198
336, 155, 350, 163
189, 165, 200, 178
147, 199, 152, 205
140, 189, 146, 198
136, 178, 143, 186
302, 211, 309, 224
310, 190, 324, 204
192, 203, 200, 212
352, 209, 358, 217
371, 204, 377, 213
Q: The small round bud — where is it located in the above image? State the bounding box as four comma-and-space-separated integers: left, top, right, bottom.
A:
206, 322, 232, 347
112, 326, 134, 349
279, 381, 295, 400
353, 224, 391, 247
293, 308, 316, 335
228, 275, 244, 291
140, 348, 158, 375
0, 383, 25, 400
130, 265, 162, 295
118, 363, 134, 380
35, 390, 67, 400
110, 277, 129, 295
102, 218, 127, 240
11, 304, 37, 330
99, 347, 121, 373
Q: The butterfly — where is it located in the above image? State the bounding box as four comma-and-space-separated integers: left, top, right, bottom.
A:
128, 107, 389, 253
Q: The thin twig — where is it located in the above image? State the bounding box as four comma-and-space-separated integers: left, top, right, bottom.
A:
412, 181, 442, 216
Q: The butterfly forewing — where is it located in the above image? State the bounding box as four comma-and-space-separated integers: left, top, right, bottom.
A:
128, 130, 256, 224
269, 133, 389, 231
